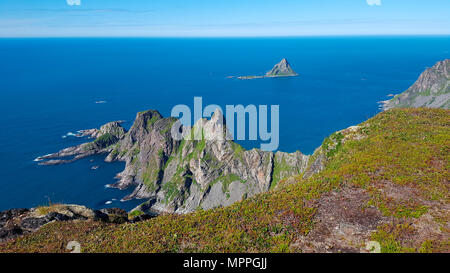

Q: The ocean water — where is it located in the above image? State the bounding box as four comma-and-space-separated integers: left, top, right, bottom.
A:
0, 37, 449, 211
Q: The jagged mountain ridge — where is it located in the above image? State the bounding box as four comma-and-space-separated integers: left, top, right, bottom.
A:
37, 109, 311, 214
382, 59, 450, 110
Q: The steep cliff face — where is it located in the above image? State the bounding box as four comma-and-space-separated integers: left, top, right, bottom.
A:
109, 109, 310, 214
37, 109, 311, 214
382, 59, 450, 110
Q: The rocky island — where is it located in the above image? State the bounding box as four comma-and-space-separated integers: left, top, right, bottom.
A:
237, 58, 299, 80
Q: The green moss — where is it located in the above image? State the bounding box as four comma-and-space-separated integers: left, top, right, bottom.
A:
119, 149, 128, 157
162, 180, 181, 204
163, 155, 175, 170
418, 88, 432, 96
110, 149, 119, 158
322, 132, 344, 158
128, 210, 145, 219
93, 133, 117, 148
162, 165, 193, 204
141, 159, 161, 191
231, 142, 245, 163
161, 118, 177, 135
209, 173, 245, 193
146, 116, 159, 130
195, 139, 206, 158
371, 223, 417, 253
271, 156, 295, 190
182, 139, 207, 163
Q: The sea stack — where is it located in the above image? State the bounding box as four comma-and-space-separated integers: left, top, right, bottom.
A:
265, 58, 298, 77
236, 58, 299, 79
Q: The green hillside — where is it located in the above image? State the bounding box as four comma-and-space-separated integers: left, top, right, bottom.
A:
2, 108, 449, 253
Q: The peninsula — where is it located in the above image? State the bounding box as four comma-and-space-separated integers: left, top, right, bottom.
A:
381, 59, 450, 110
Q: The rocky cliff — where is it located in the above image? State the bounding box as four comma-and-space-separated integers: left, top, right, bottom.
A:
36, 109, 311, 214
382, 59, 450, 110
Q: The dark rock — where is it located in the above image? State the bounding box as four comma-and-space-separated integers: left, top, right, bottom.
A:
0, 205, 132, 242
93, 210, 109, 222
45, 212, 72, 222
20, 217, 50, 231
100, 208, 127, 216
99, 208, 128, 224
0, 226, 23, 241
0, 209, 29, 227
129, 214, 154, 223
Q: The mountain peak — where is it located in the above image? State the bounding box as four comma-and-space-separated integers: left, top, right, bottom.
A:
382, 59, 450, 110
235, 58, 298, 80
266, 58, 298, 77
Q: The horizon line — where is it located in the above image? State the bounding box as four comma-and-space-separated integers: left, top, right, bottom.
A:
1, 34, 450, 39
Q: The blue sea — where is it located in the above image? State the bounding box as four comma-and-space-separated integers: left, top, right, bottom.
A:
0, 37, 449, 211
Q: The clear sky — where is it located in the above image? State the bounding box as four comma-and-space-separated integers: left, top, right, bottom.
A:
0, 0, 449, 37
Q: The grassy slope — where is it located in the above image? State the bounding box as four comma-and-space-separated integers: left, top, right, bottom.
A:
1, 108, 449, 253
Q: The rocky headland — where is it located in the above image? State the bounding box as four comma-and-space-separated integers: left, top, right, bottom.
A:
34, 109, 317, 215
381, 59, 450, 110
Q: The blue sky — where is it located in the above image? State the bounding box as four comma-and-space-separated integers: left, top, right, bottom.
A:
0, 0, 449, 37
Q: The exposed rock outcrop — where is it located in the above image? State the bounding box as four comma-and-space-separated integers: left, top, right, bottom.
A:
35, 121, 126, 165
0, 205, 137, 242
382, 59, 450, 110
265, 58, 298, 77
36, 109, 313, 214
